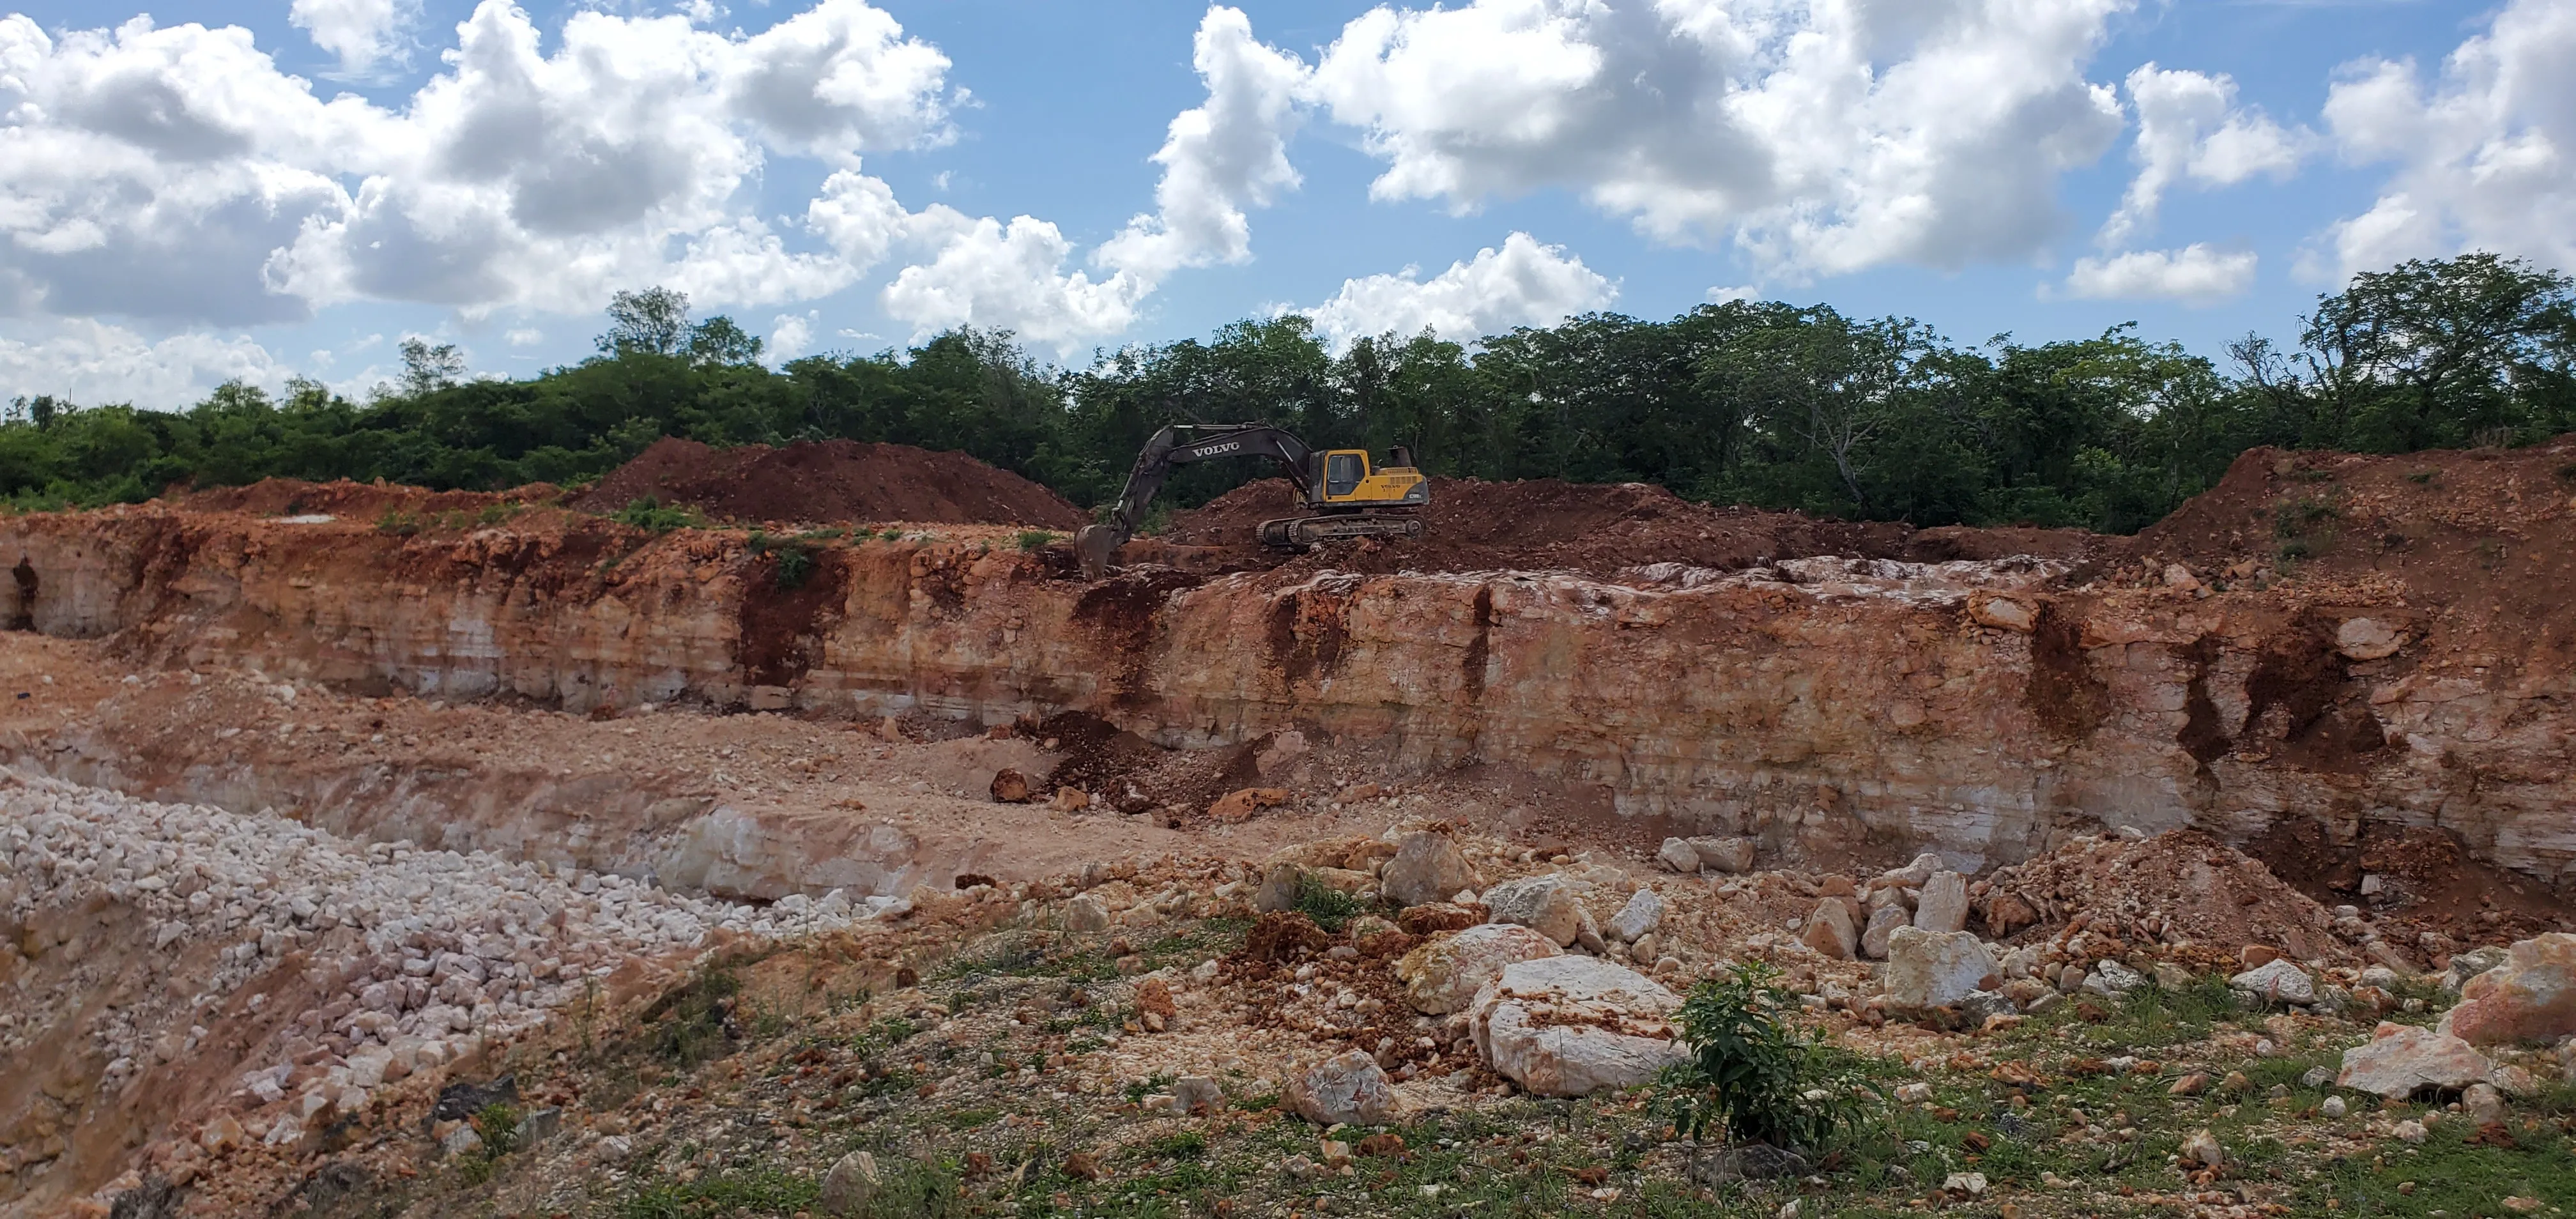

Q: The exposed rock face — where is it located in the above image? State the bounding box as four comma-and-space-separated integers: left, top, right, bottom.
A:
1286, 1050, 1399, 1125
1468, 957, 1689, 1098
1394, 924, 1561, 1015
1883, 927, 1998, 1011
0, 503, 2570, 889
2440, 934, 2576, 1046
1482, 876, 1584, 947
1379, 831, 1481, 908
2338, 1023, 2495, 1098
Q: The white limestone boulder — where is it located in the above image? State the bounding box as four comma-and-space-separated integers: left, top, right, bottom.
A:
1469, 956, 1689, 1098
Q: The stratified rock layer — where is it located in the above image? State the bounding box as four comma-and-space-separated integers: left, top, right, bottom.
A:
0, 502, 2569, 889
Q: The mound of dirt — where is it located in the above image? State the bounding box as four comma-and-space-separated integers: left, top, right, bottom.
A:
574, 437, 1086, 529
1979, 829, 2352, 963
1162, 477, 2100, 579
2247, 819, 2566, 948
2120, 437, 2576, 619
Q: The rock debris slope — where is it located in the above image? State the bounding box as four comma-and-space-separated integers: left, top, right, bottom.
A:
0, 769, 888, 1210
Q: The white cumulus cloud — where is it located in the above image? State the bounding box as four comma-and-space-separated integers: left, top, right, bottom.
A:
2317, 0, 2576, 279
0, 319, 293, 405
882, 216, 1151, 348
289, 0, 416, 73
768, 311, 816, 362
2063, 244, 2257, 304
0, 1, 958, 328
1303, 232, 1612, 350
1304, 0, 2133, 278
1096, 6, 1308, 282
2101, 63, 2308, 249
880, 4, 1308, 348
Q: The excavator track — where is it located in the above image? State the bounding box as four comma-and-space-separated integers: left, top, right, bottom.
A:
1257, 513, 1424, 549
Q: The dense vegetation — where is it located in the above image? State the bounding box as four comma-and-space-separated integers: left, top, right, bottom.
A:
6, 254, 2571, 533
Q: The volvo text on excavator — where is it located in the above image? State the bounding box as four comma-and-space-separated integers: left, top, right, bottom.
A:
1075, 424, 1429, 578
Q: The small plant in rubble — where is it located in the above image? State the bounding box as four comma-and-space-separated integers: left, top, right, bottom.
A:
1659, 960, 1874, 1153
1291, 874, 1365, 931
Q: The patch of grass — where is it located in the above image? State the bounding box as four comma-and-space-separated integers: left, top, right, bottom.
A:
850, 1015, 919, 1057
1142, 1130, 1208, 1161
2405, 470, 2439, 485
1291, 875, 1366, 932
613, 496, 703, 532
375, 507, 421, 536
1016, 529, 1057, 551
1123, 1071, 1177, 1104
617, 1165, 821, 1218
2290, 1107, 2576, 1216
477, 501, 521, 526
747, 530, 819, 588
773, 547, 813, 588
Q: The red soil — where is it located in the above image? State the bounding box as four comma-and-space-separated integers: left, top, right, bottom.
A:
572, 438, 1087, 530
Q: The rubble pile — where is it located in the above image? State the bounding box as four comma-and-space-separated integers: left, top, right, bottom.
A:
0, 769, 901, 1201
1974, 831, 2356, 966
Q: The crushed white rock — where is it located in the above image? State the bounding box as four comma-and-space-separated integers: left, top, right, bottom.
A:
0, 769, 893, 1144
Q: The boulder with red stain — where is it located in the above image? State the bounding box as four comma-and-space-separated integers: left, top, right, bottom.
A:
2440, 934, 2576, 1046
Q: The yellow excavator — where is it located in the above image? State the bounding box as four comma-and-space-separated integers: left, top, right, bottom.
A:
1075, 424, 1429, 578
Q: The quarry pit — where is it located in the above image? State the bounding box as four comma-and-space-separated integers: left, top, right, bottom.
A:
4, 436, 2574, 1216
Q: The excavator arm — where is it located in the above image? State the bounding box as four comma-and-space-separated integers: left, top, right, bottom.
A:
1076, 424, 1314, 578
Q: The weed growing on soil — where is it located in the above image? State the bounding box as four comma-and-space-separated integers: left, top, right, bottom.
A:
2274, 494, 2340, 565
374, 507, 421, 536
1018, 530, 1057, 551
640, 968, 740, 1067
473, 1102, 521, 1155
1291, 875, 1366, 931
1660, 960, 1874, 1151
613, 496, 703, 532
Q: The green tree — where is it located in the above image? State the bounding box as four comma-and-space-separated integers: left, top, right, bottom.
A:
599, 286, 694, 356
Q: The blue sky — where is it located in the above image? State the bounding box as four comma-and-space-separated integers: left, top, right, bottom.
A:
0, 0, 2566, 406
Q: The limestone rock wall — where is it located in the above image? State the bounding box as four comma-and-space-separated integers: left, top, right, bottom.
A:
0, 508, 2566, 890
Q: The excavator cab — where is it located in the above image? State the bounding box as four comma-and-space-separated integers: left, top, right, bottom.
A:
1313, 446, 1427, 509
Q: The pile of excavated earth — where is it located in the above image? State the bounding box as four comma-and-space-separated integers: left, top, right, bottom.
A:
2, 436, 2575, 1218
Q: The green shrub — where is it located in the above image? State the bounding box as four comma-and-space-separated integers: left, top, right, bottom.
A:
1659, 960, 1874, 1151
774, 547, 813, 588
376, 507, 421, 536
472, 1102, 521, 1156
613, 496, 701, 532
1016, 530, 1057, 551
1291, 875, 1364, 931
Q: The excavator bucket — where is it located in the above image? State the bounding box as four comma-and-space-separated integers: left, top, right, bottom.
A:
1075, 523, 1121, 579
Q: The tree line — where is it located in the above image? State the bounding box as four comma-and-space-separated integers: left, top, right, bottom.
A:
6, 254, 2571, 534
